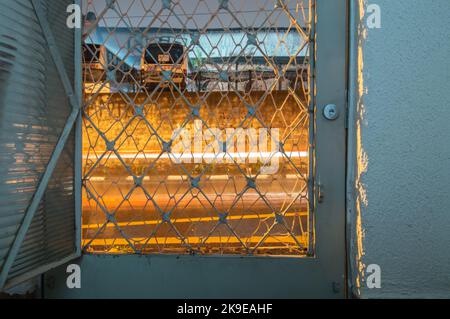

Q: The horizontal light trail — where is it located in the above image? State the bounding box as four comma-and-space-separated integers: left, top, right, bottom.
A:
87, 174, 307, 182
82, 212, 308, 230
82, 235, 308, 247
83, 151, 308, 161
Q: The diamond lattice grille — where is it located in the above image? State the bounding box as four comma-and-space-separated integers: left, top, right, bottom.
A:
81, 0, 314, 256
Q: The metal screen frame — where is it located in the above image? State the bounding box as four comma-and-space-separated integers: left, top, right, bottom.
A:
80, 0, 315, 257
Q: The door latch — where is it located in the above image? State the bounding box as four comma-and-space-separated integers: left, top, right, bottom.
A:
323, 104, 339, 121
317, 183, 324, 203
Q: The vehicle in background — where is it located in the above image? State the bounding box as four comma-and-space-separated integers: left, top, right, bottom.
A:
83, 44, 140, 94
82, 43, 111, 94
141, 42, 187, 90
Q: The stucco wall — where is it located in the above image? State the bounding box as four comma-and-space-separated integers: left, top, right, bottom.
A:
349, 0, 450, 298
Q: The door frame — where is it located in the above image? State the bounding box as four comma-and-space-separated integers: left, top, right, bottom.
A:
44, 0, 348, 299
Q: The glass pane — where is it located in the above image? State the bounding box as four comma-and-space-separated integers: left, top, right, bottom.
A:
81, 0, 313, 256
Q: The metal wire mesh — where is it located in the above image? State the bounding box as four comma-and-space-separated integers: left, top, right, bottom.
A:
81, 0, 314, 256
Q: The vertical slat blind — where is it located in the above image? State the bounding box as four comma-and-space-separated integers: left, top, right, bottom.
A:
0, 0, 76, 286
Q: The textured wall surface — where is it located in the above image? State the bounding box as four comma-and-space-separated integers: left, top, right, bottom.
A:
350, 0, 450, 298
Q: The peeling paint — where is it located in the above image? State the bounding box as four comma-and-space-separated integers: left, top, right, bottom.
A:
347, 0, 369, 297
354, 0, 368, 296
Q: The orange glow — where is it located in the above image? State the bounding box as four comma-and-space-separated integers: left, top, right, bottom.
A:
83, 236, 308, 255
82, 212, 307, 230
82, 90, 310, 256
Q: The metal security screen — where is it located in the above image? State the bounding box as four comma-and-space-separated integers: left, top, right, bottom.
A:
81, 0, 314, 256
